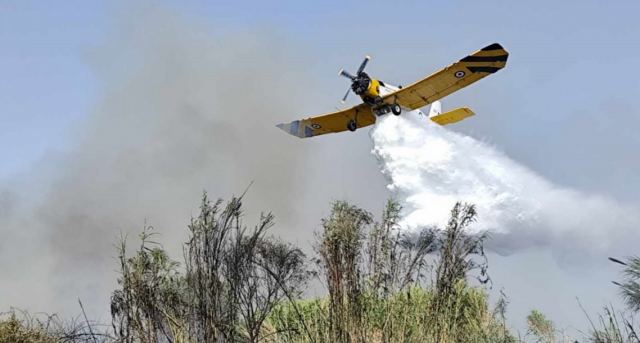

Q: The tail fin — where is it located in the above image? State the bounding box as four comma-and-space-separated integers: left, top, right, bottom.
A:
428, 101, 442, 118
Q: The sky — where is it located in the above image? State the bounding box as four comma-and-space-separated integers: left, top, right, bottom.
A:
1, 0, 640, 336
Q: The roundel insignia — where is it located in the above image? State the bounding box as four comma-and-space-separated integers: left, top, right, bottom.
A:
310, 123, 321, 129
454, 71, 465, 78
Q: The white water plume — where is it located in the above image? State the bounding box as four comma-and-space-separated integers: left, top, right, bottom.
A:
371, 110, 640, 260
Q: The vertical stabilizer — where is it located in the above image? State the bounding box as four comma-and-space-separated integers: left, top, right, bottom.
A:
428, 101, 442, 117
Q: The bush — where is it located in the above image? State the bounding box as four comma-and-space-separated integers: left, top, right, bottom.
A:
0, 313, 58, 343
110, 192, 308, 343
267, 200, 514, 343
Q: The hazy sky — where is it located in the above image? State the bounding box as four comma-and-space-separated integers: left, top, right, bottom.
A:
2, 0, 640, 335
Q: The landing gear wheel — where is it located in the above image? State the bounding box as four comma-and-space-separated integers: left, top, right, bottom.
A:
347, 120, 357, 132
391, 103, 402, 116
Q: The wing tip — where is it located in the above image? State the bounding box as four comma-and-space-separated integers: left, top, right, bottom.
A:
482, 43, 504, 51
276, 121, 305, 138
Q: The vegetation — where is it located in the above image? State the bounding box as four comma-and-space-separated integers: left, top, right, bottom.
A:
109, 193, 307, 342
0, 308, 104, 342
526, 310, 555, 343
264, 200, 511, 342
0, 312, 58, 343
610, 257, 640, 313
2, 192, 640, 342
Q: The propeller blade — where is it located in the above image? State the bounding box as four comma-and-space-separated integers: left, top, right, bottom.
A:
341, 88, 350, 102
356, 55, 370, 75
339, 68, 356, 80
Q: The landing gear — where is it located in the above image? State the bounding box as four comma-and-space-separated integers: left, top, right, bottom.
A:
391, 103, 402, 116
373, 105, 390, 116
373, 103, 402, 116
347, 119, 357, 132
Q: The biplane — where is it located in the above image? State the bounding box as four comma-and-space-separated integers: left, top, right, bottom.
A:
277, 43, 508, 138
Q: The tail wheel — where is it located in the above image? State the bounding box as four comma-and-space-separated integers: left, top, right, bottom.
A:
391, 103, 402, 116
347, 119, 357, 132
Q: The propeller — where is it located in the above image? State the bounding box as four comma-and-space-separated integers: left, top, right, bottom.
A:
338, 55, 371, 103
341, 87, 351, 103
339, 68, 356, 81
356, 55, 370, 75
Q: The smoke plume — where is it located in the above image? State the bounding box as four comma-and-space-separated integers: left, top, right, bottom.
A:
0, 3, 385, 316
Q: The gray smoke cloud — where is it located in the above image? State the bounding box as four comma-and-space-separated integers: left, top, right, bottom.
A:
0, 3, 388, 316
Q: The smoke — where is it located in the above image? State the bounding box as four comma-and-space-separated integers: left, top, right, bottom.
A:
0, 3, 343, 316
371, 110, 640, 262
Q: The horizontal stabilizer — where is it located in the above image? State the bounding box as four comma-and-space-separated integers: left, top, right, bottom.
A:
430, 107, 475, 125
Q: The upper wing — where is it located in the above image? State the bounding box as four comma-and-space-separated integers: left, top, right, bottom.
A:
382, 43, 509, 110
277, 103, 375, 138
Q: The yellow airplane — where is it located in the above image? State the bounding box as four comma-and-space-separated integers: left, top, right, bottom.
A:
277, 43, 508, 138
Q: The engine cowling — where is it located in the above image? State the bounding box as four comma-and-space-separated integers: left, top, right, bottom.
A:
351, 73, 371, 95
